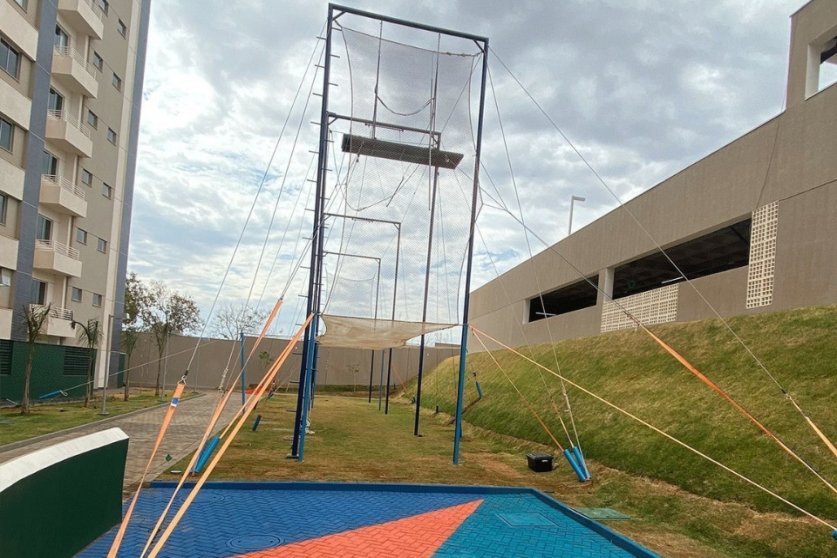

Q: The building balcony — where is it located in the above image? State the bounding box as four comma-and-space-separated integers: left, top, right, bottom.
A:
51, 46, 99, 98
0, 157, 25, 200
30, 304, 75, 338
0, 77, 32, 131
33, 240, 82, 278
57, 0, 104, 40
39, 175, 87, 218
0, 231, 18, 270
45, 110, 93, 158
0, 308, 12, 339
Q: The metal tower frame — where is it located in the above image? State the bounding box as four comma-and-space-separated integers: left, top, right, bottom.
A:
291, 3, 489, 464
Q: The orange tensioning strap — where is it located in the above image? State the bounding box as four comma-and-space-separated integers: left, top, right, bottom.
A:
469, 326, 837, 531
146, 314, 313, 558
139, 299, 283, 558
107, 381, 187, 558
807, 417, 837, 460
642, 329, 836, 495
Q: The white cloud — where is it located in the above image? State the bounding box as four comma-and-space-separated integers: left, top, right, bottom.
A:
128, 0, 805, 340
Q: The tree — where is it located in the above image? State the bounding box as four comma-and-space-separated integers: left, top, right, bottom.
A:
137, 280, 201, 397
121, 273, 145, 401
20, 304, 50, 414
258, 350, 273, 371
121, 327, 138, 401
76, 319, 102, 408
211, 303, 268, 340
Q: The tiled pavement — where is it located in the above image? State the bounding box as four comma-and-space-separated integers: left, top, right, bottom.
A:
78, 483, 659, 557
0, 391, 239, 489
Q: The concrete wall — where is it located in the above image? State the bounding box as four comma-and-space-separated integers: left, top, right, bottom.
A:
124, 332, 460, 391
469, 0, 837, 351
0, 428, 128, 558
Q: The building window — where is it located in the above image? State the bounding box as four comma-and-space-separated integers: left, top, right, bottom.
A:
87, 110, 98, 129
32, 280, 47, 305
76, 227, 87, 245
0, 116, 13, 152
97, 0, 109, 15
92, 51, 103, 71
0, 193, 8, 225
117, 19, 127, 37
48, 88, 64, 114
112, 72, 122, 91
0, 268, 11, 287
1, 38, 20, 79
13, 0, 27, 11
107, 128, 117, 144
92, 293, 103, 307
42, 150, 58, 176
36, 214, 52, 241
71, 286, 82, 302
81, 168, 92, 186
97, 237, 107, 253
54, 25, 69, 51
102, 183, 112, 199
64, 347, 88, 375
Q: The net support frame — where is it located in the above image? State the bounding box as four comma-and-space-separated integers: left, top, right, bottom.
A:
291, 3, 489, 465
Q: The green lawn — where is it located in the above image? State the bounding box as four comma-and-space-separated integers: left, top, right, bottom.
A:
0, 390, 198, 446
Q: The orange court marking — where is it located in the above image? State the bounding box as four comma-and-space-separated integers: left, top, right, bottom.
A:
239, 499, 483, 558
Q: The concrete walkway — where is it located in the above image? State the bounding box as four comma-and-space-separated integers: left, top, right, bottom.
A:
0, 391, 241, 489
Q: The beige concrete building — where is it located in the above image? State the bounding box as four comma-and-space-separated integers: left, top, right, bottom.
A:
0, 0, 150, 391
470, 0, 837, 350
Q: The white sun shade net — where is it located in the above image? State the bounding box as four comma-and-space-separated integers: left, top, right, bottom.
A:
319, 315, 456, 350
315, 20, 484, 350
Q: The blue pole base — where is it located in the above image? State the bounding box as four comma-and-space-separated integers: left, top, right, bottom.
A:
572, 446, 592, 481
193, 435, 220, 474
252, 414, 262, 432
563, 448, 590, 482
475, 381, 483, 400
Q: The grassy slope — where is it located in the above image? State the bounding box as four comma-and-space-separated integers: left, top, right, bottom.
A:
403, 306, 837, 522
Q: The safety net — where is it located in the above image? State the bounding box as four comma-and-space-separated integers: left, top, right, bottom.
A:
312, 14, 485, 349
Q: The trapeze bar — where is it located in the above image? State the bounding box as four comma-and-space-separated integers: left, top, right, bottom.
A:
341, 134, 463, 169
323, 212, 401, 227
329, 113, 440, 140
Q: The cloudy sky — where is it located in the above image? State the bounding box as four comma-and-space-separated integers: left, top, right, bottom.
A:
128, 0, 817, 338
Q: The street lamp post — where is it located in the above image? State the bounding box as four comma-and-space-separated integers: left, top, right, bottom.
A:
99, 314, 113, 415
568, 195, 586, 235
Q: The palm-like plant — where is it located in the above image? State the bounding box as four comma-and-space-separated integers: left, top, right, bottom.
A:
76, 319, 102, 408
21, 304, 51, 414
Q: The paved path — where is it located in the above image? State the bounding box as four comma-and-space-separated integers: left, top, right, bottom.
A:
0, 391, 240, 489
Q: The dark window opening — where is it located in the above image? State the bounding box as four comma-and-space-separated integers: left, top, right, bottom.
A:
0, 339, 11, 375
612, 218, 751, 299
818, 35, 837, 92
528, 276, 599, 322
64, 346, 90, 375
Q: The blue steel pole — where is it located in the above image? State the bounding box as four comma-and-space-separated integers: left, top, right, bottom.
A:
453, 39, 489, 465
298, 4, 334, 462
239, 331, 246, 406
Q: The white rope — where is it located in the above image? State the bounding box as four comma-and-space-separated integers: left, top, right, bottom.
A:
489, 48, 830, 455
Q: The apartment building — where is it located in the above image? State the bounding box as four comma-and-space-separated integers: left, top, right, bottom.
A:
0, 0, 150, 398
